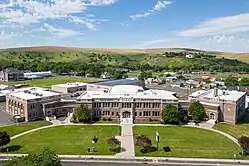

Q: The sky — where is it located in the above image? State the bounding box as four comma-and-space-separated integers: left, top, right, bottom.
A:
1, 0, 249, 52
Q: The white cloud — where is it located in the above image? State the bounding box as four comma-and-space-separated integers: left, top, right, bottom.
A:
178, 13, 249, 37
130, 12, 151, 20
120, 21, 129, 27
69, 16, 107, 31
0, 0, 86, 26
41, 23, 80, 38
0, 31, 18, 40
0, 0, 115, 29
86, 0, 117, 6
137, 33, 249, 53
152, 0, 172, 12
130, 0, 172, 20
137, 13, 249, 52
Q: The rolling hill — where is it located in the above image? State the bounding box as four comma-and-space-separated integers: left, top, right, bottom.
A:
1, 46, 249, 64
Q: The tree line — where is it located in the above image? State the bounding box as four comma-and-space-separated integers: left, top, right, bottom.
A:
224, 77, 249, 86
0, 51, 249, 78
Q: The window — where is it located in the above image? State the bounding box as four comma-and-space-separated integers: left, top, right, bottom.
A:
139, 112, 142, 116
103, 111, 110, 116
111, 112, 114, 116
30, 104, 35, 109
152, 111, 160, 117
103, 103, 110, 108
112, 103, 119, 107
94, 103, 101, 108
135, 112, 137, 116
136, 103, 142, 108
152, 103, 160, 108
121, 103, 131, 108
143, 103, 151, 108
143, 111, 151, 117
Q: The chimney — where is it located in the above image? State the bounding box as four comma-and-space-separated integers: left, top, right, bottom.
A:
213, 87, 218, 97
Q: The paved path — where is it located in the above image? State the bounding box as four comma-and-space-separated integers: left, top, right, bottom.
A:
116, 124, 135, 158
11, 125, 55, 140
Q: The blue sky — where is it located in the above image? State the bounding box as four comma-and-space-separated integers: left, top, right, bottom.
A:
1, 0, 249, 52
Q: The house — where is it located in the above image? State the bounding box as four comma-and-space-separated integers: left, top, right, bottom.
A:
0, 68, 24, 82
186, 54, 194, 58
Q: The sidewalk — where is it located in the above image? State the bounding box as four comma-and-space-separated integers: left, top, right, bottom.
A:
116, 124, 135, 158
1, 153, 249, 164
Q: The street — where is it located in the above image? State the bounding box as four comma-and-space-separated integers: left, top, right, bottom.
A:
0, 160, 248, 166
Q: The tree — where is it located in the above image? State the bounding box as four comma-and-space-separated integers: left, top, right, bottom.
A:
75, 104, 90, 123
107, 137, 120, 152
138, 71, 153, 80
238, 136, 249, 155
161, 104, 180, 124
135, 135, 152, 149
3, 147, 61, 166
0, 132, 10, 151
225, 76, 239, 86
189, 101, 205, 122
239, 77, 249, 87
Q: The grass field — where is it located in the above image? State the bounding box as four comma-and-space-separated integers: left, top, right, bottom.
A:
9, 125, 121, 155
213, 123, 249, 139
133, 126, 241, 159
216, 53, 249, 64
213, 110, 249, 139
3, 77, 103, 88
0, 121, 52, 137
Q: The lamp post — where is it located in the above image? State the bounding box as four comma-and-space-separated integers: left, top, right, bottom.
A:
156, 132, 160, 151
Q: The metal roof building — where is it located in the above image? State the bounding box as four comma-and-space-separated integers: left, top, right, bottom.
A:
91, 78, 145, 88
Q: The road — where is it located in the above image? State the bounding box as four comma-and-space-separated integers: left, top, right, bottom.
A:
0, 160, 247, 166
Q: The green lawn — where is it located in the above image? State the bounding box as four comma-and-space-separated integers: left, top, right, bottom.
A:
213, 110, 249, 139
0, 121, 52, 137
133, 126, 241, 159
4, 77, 103, 88
213, 123, 249, 139
9, 125, 121, 155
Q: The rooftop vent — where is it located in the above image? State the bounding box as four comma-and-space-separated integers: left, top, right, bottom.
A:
213, 87, 218, 97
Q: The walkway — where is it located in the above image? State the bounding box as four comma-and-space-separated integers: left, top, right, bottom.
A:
11, 125, 55, 140
116, 124, 135, 158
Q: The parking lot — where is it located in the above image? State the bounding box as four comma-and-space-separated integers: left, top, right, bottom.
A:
0, 103, 13, 125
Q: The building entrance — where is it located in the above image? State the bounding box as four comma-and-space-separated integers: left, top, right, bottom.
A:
122, 111, 131, 118
121, 111, 133, 124
209, 113, 215, 120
